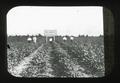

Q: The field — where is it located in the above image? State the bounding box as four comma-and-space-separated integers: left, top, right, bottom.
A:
7, 35, 104, 78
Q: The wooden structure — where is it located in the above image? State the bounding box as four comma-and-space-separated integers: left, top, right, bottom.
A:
44, 30, 57, 43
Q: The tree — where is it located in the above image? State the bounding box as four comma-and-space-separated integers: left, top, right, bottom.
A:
86, 35, 88, 37
38, 34, 43, 37
99, 34, 103, 37
78, 34, 85, 37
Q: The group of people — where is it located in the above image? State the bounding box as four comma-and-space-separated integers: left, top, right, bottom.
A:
63, 36, 74, 41
28, 36, 74, 42
48, 36, 74, 42
27, 36, 37, 43
7, 36, 74, 49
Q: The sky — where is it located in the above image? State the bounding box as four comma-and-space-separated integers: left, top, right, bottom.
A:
7, 6, 103, 36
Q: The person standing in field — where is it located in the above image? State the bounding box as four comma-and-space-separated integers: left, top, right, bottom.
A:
49, 38, 53, 42
70, 36, 74, 40
63, 36, 67, 42
27, 37, 32, 43
33, 36, 37, 44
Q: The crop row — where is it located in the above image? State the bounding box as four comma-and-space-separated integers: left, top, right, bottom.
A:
57, 37, 104, 77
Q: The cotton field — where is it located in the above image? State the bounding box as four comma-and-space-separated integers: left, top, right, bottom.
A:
7, 36, 104, 78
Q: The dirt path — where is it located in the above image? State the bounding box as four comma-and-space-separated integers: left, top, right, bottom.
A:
9, 44, 44, 77
16, 43, 54, 77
